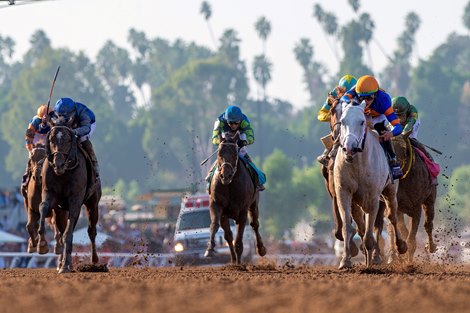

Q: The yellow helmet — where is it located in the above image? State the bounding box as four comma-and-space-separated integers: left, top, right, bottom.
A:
36, 104, 49, 118
356, 75, 379, 97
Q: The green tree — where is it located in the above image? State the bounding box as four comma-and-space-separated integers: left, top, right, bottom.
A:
254, 16, 271, 56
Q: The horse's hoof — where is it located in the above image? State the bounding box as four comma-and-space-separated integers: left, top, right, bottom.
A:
37, 242, 49, 255
58, 266, 71, 274
27, 239, 36, 253
257, 246, 267, 257
350, 242, 359, 258
372, 254, 383, 265
387, 253, 400, 265
339, 258, 352, 270
204, 249, 216, 258
425, 242, 437, 253
91, 254, 99, 264
397, 240, 408, 254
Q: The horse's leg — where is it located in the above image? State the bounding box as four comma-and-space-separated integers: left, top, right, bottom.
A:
423, 190, 437, 254
382, 185, 408, 256
37, 193, 56, 255
59, 199, 81, 274
234, 214, 248, 264
350, 203, 363, 257
372, 201, 385, 265
337, 191, 354, 270
249, 198, 266, 257
204, 202, 222, 258
85, 195, 100, 264
26, 208, 39, 253
324, 163, 343, 241
364, 202, 379, 268
220, 216, 236, 263
406, 210, 421, 263
54, 210, 67, 255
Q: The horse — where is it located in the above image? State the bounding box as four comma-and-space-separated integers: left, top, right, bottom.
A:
387, 135, 437, 263
21, 146, 66, 255
204, 132, 266, 264
38, 125, 101, 273
320, 101, 361, 258
334, 102, 407, 269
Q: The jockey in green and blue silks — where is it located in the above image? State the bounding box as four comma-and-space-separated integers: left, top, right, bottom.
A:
209, 105, 265, 190
341, 75, 404, 179
52, 97, 100, 177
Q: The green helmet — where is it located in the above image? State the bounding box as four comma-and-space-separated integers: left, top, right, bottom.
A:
392, 96, 410, 115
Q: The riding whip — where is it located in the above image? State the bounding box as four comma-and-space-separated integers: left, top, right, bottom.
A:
200, 149, 218, 166
422, 143, 443, 155
42, 65, 61, 127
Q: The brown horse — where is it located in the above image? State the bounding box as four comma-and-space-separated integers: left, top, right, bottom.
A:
38, 125, 101, 273
22, 146, 65, 255
204, 132, 266, 264
387, 135, 437, 263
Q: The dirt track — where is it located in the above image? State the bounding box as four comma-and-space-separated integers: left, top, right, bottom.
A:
1, 262, 470, 313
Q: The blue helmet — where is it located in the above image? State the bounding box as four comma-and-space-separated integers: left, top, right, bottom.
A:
224, 106, 243, 123
338, 74, 357, 91
54, 98, 76, 120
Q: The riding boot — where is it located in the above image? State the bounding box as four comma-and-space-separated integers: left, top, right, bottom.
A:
410, 138, 434, 162
317, 148, 331, 166
81, 139, 100, 178
244, 153, 265, 191
384, 140, 403, 179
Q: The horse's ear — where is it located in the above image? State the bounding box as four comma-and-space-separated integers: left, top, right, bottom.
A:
359, 101, 366, 110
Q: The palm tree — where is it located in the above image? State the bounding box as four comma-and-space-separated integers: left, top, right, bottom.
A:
464, 1, 470, 33
294, 38, 315, 102
252, 54, 272, 101
254, 16, 271, 56
348, 0, 360, 13
200, 1, 217, 49
312, 3, 340, 62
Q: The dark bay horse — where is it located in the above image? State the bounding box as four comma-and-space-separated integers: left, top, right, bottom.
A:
38, 125, 101, 273
22, 146, 65, 255
387, 135, 437, 263
204, 132, 266, 264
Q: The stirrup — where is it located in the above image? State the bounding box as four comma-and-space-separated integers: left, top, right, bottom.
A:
391, 166, 403, 180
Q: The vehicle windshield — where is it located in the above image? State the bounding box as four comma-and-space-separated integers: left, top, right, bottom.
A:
178, 210, 211, 230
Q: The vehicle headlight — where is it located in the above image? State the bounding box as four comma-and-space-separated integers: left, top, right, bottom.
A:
174, 242, 184, 252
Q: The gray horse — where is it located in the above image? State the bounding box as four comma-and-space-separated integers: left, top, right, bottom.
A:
204, 132, 266, 264
334, 102, 407, 269
38, 125, 101, 273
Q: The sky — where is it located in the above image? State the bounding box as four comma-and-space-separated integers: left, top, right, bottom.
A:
0, 0, 468, 109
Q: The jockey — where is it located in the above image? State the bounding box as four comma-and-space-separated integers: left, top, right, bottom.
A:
208, 105, 265, 191
392, 96, 433, 160
317, 74, 357, 165
22, 104, 51, 186
341, 75, 404, 180
52, 97, 99, 177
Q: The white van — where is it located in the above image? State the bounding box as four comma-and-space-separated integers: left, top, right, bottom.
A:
173, 193, 255, 266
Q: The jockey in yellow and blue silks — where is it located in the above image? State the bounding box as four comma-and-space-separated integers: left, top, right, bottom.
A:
317, 74, 357, 165
341, 75, 404, 179
208, 105, 265, 191
52, 97, 100, 177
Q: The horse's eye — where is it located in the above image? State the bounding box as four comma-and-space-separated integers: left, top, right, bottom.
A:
360, 121, 364, 126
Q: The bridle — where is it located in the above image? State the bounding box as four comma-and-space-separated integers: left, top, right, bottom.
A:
217, 141, 239, 183
47, 126, 79, 171
339, 104, 368, 156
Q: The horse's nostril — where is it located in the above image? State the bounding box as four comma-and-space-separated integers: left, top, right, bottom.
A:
342, 147, 346, 152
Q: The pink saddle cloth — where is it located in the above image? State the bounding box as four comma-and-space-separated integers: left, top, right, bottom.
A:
414, 147, 440, 178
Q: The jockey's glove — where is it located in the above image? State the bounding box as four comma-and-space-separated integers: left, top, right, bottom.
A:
237, 140, 247, 148
340, 95, 351, 104
72, 129, 79, 137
